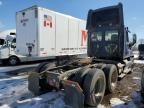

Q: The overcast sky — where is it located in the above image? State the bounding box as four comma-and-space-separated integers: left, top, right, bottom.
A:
0, 0, 143, 39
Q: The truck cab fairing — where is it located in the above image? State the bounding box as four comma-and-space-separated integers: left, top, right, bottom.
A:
87, 3, 133, 61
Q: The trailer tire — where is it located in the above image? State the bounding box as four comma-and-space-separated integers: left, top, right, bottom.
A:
8, 56, 20, 66
83, 68, 106, 107
102, 64, 118, 93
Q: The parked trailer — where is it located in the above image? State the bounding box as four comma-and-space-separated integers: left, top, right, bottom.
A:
16, 6, 87, 65
28, 3, 136, 108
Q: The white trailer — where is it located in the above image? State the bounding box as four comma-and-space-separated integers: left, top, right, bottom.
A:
16, 6, 87, 64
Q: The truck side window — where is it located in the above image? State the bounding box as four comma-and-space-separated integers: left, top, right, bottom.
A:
11, 38, 16, 48
125, 29, 129, 42
12, 38, 16, 43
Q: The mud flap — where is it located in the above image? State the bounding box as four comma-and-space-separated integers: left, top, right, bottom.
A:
62, 80, 84, 108
28, 72, 40, 95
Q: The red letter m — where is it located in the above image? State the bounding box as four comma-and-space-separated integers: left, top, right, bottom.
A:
81, 30, 87, 46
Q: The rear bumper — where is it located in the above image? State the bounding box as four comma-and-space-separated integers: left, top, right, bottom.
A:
28, 71, 84, 108
46, 72, 85, 108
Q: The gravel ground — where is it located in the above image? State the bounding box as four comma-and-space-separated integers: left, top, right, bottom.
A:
0, 61, 144, 108
101, 62, 144, 107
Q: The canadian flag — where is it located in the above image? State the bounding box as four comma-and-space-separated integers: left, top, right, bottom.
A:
81, 30, 87, 46
44, 15, 52, 28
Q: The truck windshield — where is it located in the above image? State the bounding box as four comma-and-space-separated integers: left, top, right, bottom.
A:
104, 30, 119, 57
89, 30, 119, 59
91, 30, 118, 42
0, 39, 5, 45
105, 30, 118, 42
91, 32, 102, 42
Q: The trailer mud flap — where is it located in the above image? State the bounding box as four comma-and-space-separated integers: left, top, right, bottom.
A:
62, 80, 84, 108
28, 72, 40, 95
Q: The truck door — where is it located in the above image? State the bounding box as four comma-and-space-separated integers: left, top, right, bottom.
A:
10, 38, 16, 55
123, 28, 131, 58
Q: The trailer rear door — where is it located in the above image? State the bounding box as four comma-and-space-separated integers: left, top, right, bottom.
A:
16, 7, 38, 56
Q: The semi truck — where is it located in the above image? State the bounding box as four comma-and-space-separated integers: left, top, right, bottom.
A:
15, 6, 87, 66
132, 39, 144, 60
137, 44, 144, 59
0, 29, 19, 65
28, 3, 136, 108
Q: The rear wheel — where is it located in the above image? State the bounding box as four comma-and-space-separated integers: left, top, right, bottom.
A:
83, 68, 106, 107
8, 56, 20, 66
28, 62, 56, 95
102, 64, 118, 93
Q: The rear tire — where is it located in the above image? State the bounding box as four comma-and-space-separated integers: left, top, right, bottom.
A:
8, 56, 20, 66
102, 64, 118, 93
83, 68, 106, 107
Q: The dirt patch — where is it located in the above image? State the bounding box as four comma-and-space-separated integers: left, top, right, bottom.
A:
101, 63, 144, 107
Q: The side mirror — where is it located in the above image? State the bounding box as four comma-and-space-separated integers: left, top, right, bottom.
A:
128, 34, 137, 49
133, 34, 137, 44
10, 44, 16, 49
11, 44, 16, 49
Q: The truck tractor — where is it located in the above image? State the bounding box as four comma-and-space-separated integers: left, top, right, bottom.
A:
132, 38, 144, 60
28, 3, 136, 108
0, 29, 19, 65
